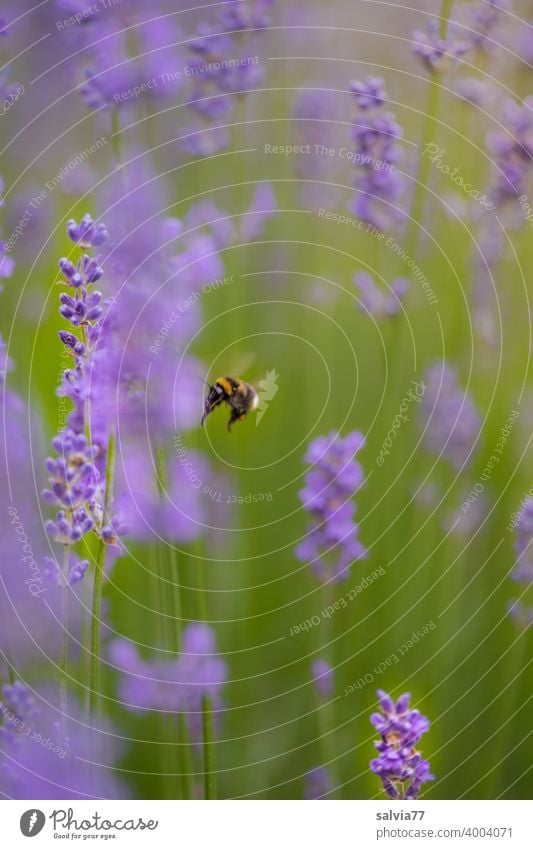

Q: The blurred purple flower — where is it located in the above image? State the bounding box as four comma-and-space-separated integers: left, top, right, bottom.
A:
487, 97, 533, 206
370, 689, 434, 800
42, 554, 90, 586
0, 332, 13, 387
454, 77, 494, 108
354, 271, 409, 317
349, 79, 406, 231
110, 623, 227, 744
296, 431, 367, 583
292, 87, 340, 202
183, 1, 275, 155
412, 22, 470, 74
312, 658, 334, 699
469, 0, 510, 53
509, 498, 533, 627
0, 177, 15, 284
0, 681, 126, 799
303, 766, 333, 799
420, 363, 481, 470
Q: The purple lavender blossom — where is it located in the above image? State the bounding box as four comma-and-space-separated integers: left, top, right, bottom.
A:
295, 431, 367, 583
312, 658, 334, 699
67, 214, 108, 249
43, 215, 115, 546
509, 498, 533, 627
454, 77, 494, 108
183, 1, 275, 155
0, 332, 13, 386
412, 22, 470, 74
304, 766, 333, 799
420, 363, 481, 470
487, 97, 533, 206
0, 682, 126, 799
349, 79, 406, 231
0, 681, 37, 743
370, 690, 434, 800
354, 271, 409, 317
59, 288, 103, 325
469, 0, 510, 53
350, 77, 387, 110
43, 553, 90, 586
291, 88, 344, 207
0, 177, 15, 285
110, 623, 227, 744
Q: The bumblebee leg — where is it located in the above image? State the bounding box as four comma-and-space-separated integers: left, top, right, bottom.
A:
227, 409, 241, 432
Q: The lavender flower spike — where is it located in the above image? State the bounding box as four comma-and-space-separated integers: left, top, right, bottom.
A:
295, 431, 367, 583
349, 77, 406, 232
370, 690, 434, 800
43, 214, 114, 546
419, 363, 480, 470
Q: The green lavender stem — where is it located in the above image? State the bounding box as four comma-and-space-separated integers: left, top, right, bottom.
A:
179, 712, 194, 799
202, 693, 217, 799
196, 551, 216, 798
60, 544, 71, 735
406, 0, 455, 258
89, 430, 115, 720
318, 580, 338, 795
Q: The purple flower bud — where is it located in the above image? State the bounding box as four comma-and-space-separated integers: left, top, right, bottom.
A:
67, 214, 108, 248
58, 331, 85, 356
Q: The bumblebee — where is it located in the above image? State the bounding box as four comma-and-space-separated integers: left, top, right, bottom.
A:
201, 376, 259, 432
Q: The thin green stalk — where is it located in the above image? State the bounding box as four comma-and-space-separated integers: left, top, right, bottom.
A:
406, 0, 455, 259
202, 693, 217, 799
196, 557, 209, 623
154, 445, 187, 798
317, 580, 338, 796
60, 544, 70, 736
179, 712, 194, 799
89, 430, 115, 720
